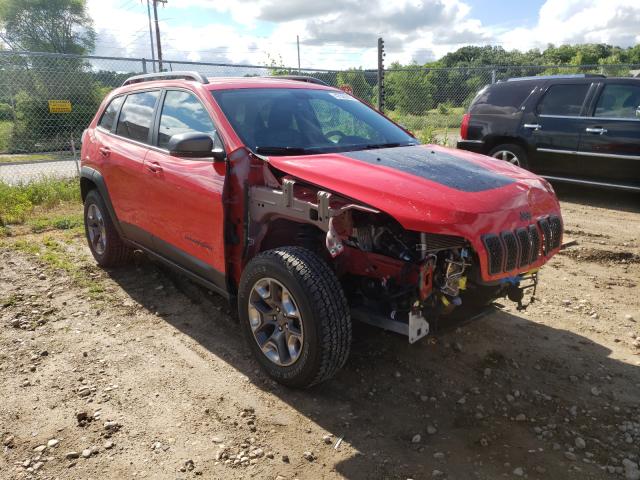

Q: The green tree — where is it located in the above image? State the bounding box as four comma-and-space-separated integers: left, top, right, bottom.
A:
336, 68, 374, 103
0, 0, 95, 53
385, 62, 432, 114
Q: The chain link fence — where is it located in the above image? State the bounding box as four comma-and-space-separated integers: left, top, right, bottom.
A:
1, 50, 639, 184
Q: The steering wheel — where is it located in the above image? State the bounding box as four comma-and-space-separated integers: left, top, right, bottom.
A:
325, 130, 346, 143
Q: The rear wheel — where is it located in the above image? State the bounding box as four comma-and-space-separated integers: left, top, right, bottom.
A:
84, 190, 132, 267
488, 143, 528, 169
238, 247, 351, 388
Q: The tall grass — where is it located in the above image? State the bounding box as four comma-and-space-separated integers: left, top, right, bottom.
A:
0, 121, 12, 153
0, 177, 80, 226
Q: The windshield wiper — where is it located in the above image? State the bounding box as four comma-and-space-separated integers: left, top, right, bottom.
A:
360, 142, 417, 150
255, 146, 308, 155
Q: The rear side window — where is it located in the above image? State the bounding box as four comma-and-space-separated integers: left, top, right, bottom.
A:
537, 84, 590, 116
158, 90, 215, 149
470, 83, 533, 115
594, 84, 640, 119
116, 91, 160, 143
98, 96, 124, 131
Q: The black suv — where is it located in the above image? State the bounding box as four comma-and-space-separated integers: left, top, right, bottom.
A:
457, 74, 640, 192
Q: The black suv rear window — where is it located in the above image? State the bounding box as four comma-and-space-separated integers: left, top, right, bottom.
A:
116, 91, 160, 143
470, 83, 533, 114
537, 84, 590, 116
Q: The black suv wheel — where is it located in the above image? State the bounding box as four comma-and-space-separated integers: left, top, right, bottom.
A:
84, 190, 132, 267
238, 247, 351, 388
489, 144, 528, 169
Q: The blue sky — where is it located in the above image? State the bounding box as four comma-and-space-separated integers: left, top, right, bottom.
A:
88, 0, 639, 70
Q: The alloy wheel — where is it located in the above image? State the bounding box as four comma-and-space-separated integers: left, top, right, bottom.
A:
86, 203, 107, 256
248, 278, 304, 366
491, 149, 520, 166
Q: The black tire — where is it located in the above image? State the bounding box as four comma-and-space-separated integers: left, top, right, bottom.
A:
83, 189, 132, 267
238, 247, 351, 388
488, 143, 529, 169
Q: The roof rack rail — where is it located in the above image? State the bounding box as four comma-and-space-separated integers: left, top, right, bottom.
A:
272, 75, 329, 86
505, 73, 606, 82
122, 71, 209, 87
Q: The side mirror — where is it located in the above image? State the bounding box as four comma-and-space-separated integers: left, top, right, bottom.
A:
168, 132, 213, 158
212, 131, 226, 162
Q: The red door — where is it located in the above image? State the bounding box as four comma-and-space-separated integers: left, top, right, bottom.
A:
143, 150, 227, 280
142, 89, 227, 285
99, 90, 161, 244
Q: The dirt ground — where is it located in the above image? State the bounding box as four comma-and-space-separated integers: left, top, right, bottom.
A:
1, 185, 639, 480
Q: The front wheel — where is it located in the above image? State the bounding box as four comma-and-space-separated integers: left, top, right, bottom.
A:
238, 247, 351, 388
488, 143, 529, 169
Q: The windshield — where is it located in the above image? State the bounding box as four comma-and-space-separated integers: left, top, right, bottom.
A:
211, 88, 417, 155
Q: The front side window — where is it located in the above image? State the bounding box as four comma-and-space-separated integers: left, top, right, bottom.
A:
211, 88, 416, 155
116, 90, 160, 143
594, 84, 640, 119
158, 90, 215, 149
537, 84, 590, 116
98, 95, 124, 131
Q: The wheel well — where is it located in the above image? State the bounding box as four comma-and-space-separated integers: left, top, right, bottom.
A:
80, 177, 97, 202
484, 136, 527, 154
256, 218, 325, 255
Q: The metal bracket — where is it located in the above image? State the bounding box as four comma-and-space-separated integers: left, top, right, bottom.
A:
351, 307, 430, 344
408, 311, 430, 343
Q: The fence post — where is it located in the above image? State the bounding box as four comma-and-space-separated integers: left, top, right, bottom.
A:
491, 69, 496, 84
142, 58, 147, 73
377, 37, 385, 112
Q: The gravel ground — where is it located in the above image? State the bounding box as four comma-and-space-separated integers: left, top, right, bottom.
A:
0, 185, 639, 480
0, 160, 78, 185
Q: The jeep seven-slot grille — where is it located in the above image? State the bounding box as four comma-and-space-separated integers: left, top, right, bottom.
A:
515, 228, 531, 268
501, 231, 518, 271
482, 215, 562, 275
483, 235, 504, 275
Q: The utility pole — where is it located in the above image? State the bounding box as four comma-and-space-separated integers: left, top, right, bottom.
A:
377, 37, 385, 112
296, 35, 301, 72
146, 0, 156, 72
152, 0, 167, 72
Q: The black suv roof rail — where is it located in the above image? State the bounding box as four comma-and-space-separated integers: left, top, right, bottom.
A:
122, 71, 209, 87
505, 73, 606, 82
272, 75, 329, 86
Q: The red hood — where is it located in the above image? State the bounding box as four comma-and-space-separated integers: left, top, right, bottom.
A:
266, 144, 561, 238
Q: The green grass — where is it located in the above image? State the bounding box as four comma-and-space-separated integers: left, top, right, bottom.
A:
388, 107, 465, 132
0, 121, 12, 153
0, 177, 81, 226
28, 212, 83, 233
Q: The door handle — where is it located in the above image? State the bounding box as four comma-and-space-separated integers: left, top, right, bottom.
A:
146, 161, 163, 174
585, 127, 607, 135
98, 147, 110, 157
524, 124, 542, 130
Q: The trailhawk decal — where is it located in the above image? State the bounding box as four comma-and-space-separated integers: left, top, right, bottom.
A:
343, 145, 515, 192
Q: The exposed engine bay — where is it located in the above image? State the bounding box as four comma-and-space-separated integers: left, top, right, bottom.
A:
248, 176, 539, 343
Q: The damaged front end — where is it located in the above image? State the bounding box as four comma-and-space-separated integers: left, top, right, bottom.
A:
248, 175, 552, 344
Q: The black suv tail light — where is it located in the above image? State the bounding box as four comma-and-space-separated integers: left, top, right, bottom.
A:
460, 113, 470, 140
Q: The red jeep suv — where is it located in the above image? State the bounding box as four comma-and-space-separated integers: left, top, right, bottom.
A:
81, 72, 563, 387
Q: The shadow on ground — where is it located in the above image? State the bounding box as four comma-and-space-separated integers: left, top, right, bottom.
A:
106, 258, 640, 480
552, 182, 640, 214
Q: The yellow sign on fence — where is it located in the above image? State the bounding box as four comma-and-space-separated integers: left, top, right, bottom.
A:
48, 100, 72, 113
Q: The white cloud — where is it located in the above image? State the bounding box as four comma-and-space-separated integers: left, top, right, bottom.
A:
500, 0, 640, 52
87, 0, 640, 71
